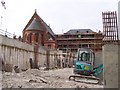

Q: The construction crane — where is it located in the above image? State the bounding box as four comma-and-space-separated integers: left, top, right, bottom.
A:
1, 0, 6, 9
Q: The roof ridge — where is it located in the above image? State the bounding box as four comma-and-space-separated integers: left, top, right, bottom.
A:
66, 29, 94, 34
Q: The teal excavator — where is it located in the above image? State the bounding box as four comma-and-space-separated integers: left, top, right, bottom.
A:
69, 48, 103, 84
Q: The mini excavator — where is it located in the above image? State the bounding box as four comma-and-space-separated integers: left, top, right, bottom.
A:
69, 48, 103, 84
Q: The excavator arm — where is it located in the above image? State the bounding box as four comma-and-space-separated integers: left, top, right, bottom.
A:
93, 64, 103, 76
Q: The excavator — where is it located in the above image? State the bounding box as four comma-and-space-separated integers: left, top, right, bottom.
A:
69, 48, 103, 84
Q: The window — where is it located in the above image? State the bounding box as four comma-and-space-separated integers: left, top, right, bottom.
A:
29, 33, 32, 43
35, 33, 39, 42
27, 34, 30, 42
48, 45, 51, 49
41, 33, 44, 46
80, 52, 90, 62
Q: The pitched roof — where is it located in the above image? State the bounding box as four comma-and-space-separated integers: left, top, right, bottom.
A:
24, 11, 55, 37
26, 18, 42, 30
37, 15, 55, 37
65, 29, 94, 34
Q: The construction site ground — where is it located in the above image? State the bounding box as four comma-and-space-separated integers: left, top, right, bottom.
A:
2, 68, 103, 88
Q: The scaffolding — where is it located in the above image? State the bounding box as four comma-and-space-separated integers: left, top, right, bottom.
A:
56, 32, 103, 53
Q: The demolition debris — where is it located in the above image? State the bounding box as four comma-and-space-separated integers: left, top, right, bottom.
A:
2, 68, 103, 88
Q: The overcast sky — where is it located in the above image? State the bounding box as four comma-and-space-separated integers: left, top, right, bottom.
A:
0, 0, 119, 36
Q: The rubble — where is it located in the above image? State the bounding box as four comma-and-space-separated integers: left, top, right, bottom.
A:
2, 68, 103, 88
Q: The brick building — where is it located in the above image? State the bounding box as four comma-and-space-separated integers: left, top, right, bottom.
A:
23, 11, 56, 49
56, 29, 103, 53
22, 11, 103, 52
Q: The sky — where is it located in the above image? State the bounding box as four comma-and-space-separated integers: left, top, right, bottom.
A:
0, 0, 119, 37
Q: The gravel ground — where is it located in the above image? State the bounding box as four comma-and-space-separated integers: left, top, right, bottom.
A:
2, 68, 103, 88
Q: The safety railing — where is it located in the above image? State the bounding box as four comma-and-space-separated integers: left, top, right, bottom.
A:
0, 28, 20, 39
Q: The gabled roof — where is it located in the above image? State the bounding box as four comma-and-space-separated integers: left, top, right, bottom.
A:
26, 18, 42, 30
23, 11, 55, 37
65, 29, 94, 34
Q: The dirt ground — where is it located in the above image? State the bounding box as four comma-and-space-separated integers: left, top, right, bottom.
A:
2, 68, 103, 88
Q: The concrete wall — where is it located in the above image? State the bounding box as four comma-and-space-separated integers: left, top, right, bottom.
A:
103, 44, 119, 88
0, 35, 35, 71
37, 47, 47, 67
95, 51, 103, 67
118, 1, 120, 40
117, 44, 120, 88
0, 35, 74, 72
47, 50, 63, 69
95, 51, 103, 80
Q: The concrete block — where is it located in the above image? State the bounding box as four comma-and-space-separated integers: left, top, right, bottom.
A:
103, 44, 119, 88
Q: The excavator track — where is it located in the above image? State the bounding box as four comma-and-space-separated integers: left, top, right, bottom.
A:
69, 75, 100, 84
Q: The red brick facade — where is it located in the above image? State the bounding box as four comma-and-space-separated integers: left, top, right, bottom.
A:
23, 11, 56, 49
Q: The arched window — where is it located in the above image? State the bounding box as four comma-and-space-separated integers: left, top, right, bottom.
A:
41, 33, 44, 46
35, 33, 39, 42
27, 34, 30, 42
29, 33, 32, 43
48, 44, 51, 49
